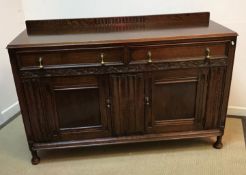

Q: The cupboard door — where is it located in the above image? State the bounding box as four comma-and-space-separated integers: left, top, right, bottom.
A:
24, 75, 112, 142
145, 68, 209, 133
51, 75, 111, 140
110, 74, 145, 136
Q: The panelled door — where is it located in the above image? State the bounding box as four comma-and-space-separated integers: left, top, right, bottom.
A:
145, 68, 210, 133
24, 75, 112, 142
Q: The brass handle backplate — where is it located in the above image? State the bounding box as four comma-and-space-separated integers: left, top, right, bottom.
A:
100, 53, 105, 65
147, 51, 152, 63
39, 57, 44, 69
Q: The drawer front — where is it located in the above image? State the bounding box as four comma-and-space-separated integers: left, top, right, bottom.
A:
129, 42, 228, 63
18, 47, 124, 69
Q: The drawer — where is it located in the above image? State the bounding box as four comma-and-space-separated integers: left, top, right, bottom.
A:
129, 42, 228, 63
17, 47, 124, 69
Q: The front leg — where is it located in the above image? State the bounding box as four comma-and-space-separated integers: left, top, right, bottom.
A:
213, 136, 223, 149
31, 150, 40, 165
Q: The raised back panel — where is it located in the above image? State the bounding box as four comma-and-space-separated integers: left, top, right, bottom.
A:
26, 12, 210, 35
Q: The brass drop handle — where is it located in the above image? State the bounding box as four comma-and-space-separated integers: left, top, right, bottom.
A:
106, 98, 111, 108
39, 57, 44, 69
145, 97, 150, 106
147, 51, 152, 63
205, 48, 211, 60
100, 53, 105, 65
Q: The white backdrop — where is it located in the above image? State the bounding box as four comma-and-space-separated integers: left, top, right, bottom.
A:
0, 0, 24, 124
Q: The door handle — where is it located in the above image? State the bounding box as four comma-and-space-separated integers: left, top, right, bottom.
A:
205, 48, 211, 60
39, 57, 44, 69
145, 97, 150, 106
100, 53, 105, 65
106, 98, 111, 108
147, 51, 152, 63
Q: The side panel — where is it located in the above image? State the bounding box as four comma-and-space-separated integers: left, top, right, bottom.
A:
204, 67, 226, 129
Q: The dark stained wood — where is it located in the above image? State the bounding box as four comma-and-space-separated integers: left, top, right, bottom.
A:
129, 41, 228, 63
33, 129, 222, 150
153, 77, 197, 120
41, 75, 112, 141
31, 150, 40, 165
55, 87, 101, 128
204, 67, 226, 129
8, 22, 237, 50
25, 12, 210, 35
213, 136, 223, 149
145, 68, 208, 133
7, 12, 237, 164
110, 74, 145, 136
219, 39, 237, 131
22, 78, 51, 142
17, 47, 124, 69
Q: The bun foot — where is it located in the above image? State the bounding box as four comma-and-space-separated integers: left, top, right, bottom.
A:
213, 136, 223, 149
31, 150, 40, 165
31, 156, 40, 165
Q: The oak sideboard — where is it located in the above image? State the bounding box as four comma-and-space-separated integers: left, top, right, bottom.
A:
7, 12, 237, 164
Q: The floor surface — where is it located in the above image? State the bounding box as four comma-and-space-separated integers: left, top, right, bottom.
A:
0, 116, 245, 175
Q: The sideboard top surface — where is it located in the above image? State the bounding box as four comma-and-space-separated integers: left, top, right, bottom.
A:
7, 12, 237, 49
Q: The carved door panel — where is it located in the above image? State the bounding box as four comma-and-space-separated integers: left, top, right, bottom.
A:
110, 74, 145, 136
203, 66, 226, 129
145, 68, 210, 133
23, 75, 111, 142
22, 78, 53, 142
